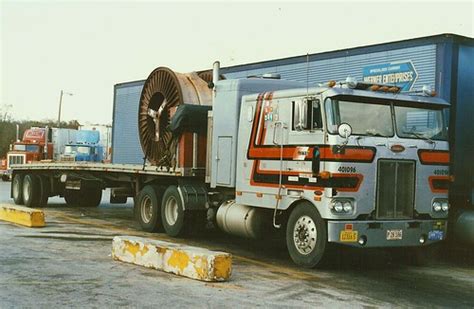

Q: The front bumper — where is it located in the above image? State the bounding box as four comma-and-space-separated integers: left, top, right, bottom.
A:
328, 220, 447, 247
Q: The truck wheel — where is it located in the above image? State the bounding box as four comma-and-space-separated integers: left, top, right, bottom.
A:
12, 174, 24, 205
136, 185, 164, 232
79, 188, 102, 207
286, 202, 327, 268
161, 185, 187, 237
22, 174, 41, 207
38, 176, 51, 207
64, 190, 79, 206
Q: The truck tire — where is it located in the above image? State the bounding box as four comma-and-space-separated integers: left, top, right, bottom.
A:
286, 202, 327, 268
79, 188, 102, 207
12, 174, 24, 205
38, 176, 51, 207
161, 185, 188, 237
136, 185, 164, 232
22, 174, 41, 207
64, 190, 79, 206
64, 188, 102, 207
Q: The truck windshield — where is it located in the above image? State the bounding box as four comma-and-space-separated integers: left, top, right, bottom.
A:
13, 144, 40, 152
77, 146, 91, 155
325, 99, 393, 137
64, 146, 76, 154
395, 106, 447, 141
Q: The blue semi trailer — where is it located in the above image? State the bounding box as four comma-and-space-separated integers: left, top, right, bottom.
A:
61, 130, 103, 162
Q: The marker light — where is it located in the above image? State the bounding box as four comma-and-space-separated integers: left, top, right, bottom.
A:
345, 77, 357, 89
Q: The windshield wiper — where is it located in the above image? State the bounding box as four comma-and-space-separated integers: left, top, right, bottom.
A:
402, 131, 435, 144
365, 130, 387, 137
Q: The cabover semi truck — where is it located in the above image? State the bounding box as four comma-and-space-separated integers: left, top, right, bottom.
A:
10, 63, 450, 267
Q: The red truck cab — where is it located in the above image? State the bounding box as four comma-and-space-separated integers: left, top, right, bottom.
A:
6, 128, 53, 177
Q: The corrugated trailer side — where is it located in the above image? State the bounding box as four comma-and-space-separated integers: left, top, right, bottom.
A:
112, 80, 145, 164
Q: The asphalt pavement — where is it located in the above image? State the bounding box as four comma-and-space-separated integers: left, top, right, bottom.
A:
0, 181, 473, 308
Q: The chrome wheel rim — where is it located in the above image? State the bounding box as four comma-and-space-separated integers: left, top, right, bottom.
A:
140, 195, 153, 224
23, 179, 30, 202
293, 215, 317, 255
165, 196, 179, 226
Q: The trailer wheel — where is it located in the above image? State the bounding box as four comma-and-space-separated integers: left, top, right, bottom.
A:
64, 190, 79, 206
79, 188, 102, 207
22, 174, 41, 207
161, 185, 188, 237
38, 176, 51, 207
136, 185, 164, 232
12, 174, 24, 205
286, 202, 327, 268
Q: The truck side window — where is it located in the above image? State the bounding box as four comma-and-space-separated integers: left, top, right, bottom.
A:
311, 100, 322, 130
292, 99, 322, 131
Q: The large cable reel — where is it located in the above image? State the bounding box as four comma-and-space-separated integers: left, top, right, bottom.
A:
138, 67, 213, 167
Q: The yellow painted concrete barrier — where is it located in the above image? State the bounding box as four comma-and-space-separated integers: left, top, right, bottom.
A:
0, 204, 45, 227
112, 236, 232, 282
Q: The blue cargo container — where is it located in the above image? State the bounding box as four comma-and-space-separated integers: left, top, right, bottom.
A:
112, 33, 473, 209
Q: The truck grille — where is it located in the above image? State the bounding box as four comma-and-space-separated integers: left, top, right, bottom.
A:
376, 160, 415, 219
7, 154, 25, 168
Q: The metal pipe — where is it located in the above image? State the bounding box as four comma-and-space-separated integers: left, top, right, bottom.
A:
57, 90, 64, 127
212, 61, 220, 85
192, 132, 198, 169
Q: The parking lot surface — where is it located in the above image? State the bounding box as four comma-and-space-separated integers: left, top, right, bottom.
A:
1, 181, 473, 308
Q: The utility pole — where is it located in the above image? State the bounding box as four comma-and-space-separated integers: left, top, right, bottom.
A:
57, 90, 73, 127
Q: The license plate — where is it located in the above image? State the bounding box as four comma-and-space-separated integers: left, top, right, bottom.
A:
386, 229, 403, 240
340, 230, 358, 242
428, 230, 444, 241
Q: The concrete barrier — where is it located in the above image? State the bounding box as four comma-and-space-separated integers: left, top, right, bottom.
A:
0, 204, 45, 227
112, 236, 232, 282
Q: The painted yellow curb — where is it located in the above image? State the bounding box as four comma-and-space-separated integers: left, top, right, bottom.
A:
0, 204, 45, 227
112, 236, 232, 282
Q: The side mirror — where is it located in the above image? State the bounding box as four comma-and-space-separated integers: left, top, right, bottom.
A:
312, 146, 320, 175
334, 123, 352, 154
338, 123, 352, 138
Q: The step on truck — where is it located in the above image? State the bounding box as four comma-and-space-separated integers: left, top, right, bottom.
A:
10, 62, 451, 267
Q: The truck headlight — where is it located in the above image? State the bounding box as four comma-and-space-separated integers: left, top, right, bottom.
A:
331, 199, 353, 213
333, 201, 343, 213
343, 201, 353, 212
441, 201, 449, 212
432, 199, 448, 212
432, 201, 442, 212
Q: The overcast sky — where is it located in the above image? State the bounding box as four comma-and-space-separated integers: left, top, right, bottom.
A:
1, 0, 473, 125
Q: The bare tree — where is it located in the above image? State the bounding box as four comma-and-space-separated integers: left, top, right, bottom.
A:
0, 104, 13, 122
